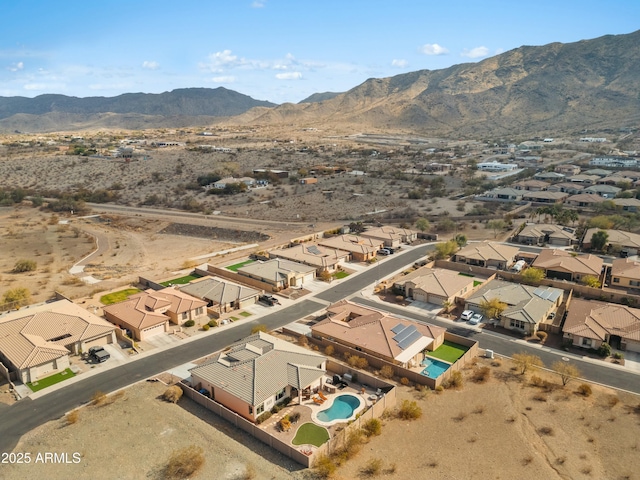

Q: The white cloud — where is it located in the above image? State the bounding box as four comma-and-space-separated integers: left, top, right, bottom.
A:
461, 46, 489, 58
199, 49, 248, 72
251, 0, 265, 7
23, 82, 65, 91
391, 59, 408, 68
142, 61, 160, 70
420, 43, 449, 55
276, 72, 302, 80
8, 61, 24, 72
212, 76, 236, 83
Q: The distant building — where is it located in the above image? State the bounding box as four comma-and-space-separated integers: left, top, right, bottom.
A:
477, 162, 518, 172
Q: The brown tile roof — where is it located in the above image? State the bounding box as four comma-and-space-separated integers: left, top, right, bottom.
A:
319, 235, 383, 254
611, 258, 640, 280
0, 300, 115, 369
564, 298, 640, 342
102, 296, 169, 330
532, 249, 602, 276
142, 287, 207, 314
583, 229, 640, 249
269, 244, 350, 269
402, 268, 476, 298
455, 241, 519, 262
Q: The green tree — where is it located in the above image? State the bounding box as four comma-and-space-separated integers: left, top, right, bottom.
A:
250, 324, 268, 334
436, 218, 456, 233
521, 267, 545, 284
581, 275, 602, 288
454, 234, 467, 247
415, 217, 430, 232
587, 216, 614, 230
486, 219, 507, 238
479, 297, 507, 319
590, 230, 609, 252
433, 240, 458, 259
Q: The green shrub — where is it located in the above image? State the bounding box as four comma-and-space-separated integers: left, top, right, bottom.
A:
207, 319, 217, 328
184, 320, 195, 327
12, 259, 37, 273
290, 412, 301, 423
597, 342, 611, 357
613, 352, 624, 360
202, 324, 210, 331
255, 411, 272, 424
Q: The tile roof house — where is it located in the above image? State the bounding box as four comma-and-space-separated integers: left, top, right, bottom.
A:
395, 268, 481, 306
582, 229, 640, 251
583, 184, 622, 198
566, 193, 606, 207
465, 280, 563, 335
546, 182, 585, 194
319, 235, 383, 262
533, 171, 565, 182
513, 224, 576, 246
0, 299, 116, 383
312, 300, 445, 368
269, 244, 350, 273
478, 187, 523, 201
567, 174, 600, 185
554, 164, 581, 175
610, 258, 640, 290
102, 294, 170, 341
179, 277, 260, 313
359, 226, 418, 248
189, 332, 326, 422
612, 198, 640, 212
452, 241, 519, 270
135, 287, 207, 325
521, 191, 569, 204
237, 258, 316, 289
563, 298, 640, 352
532, 249, 603, 282
513, 179, 550, 191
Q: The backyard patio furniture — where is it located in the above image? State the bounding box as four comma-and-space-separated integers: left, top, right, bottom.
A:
318, 391, 328, 401
313, 396, 324, 405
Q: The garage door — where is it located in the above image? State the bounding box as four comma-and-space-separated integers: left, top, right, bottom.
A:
83, 335, 112, 350
302, 273, 315, 284
624, 340, 640, 353
141, 323, 166, 340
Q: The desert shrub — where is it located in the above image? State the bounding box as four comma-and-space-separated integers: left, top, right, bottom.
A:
613, 352, 624, 360
348, 355, 368, 369
536, 331, 548, 342
298, 335, 308, 346
530, 375, 544, 387
577, 383, 593, 397
251, 324, 267, 334
443, 370, 463, 389
380, 365, 394, 379
597, 342, 611, 357
362, 418, 382, 437
91, 391, 107, 406
290, 412, 301, 423
400, 377, 410, 386
361, 458, 383, 476
533, 393, 548, 402
256, 411, 272, 424
202, 324, 210, 331
471, 366, 491, 383
513, 352, 544, 374
207, 319, 217, 328
163, 385, 183, 404
324, 345, 335, 356
435, 385, 444, 393
315, 454, 337, 478
184, 320, 195, 327
12, 259, 37, 273
278, 415, 291, 432
608, 395, 620, 408
65, 410, 79, 425
164, 445, 205, 480
397, 400, 422, 420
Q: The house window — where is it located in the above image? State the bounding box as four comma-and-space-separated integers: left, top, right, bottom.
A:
631, 280, 640, 287
182, 312, 188, 320
196, 307, 204, 315
249, 405, 253, 415
275, 388, 286, 401
582, 338, 592, 347
510, 319, 526, 330
613, 278, 620, 283
256, 404, 264, 415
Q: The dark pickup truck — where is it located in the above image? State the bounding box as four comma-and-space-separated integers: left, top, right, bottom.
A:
259, 295, 280, 306
88, 346, 110, 363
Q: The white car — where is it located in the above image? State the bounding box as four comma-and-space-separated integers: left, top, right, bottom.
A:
469, 313, 484, 325
460, 310, 474, 321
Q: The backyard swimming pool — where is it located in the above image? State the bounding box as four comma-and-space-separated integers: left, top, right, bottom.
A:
317, 394, 362, 423
421, 357, 450, 378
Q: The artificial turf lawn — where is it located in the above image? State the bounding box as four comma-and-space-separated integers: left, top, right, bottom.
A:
332, 271, 350, 279
239, 311, 252, 317
292, 422, 330, 447
226, 260, 255, 272
27, 368, 76, 392
160, 274, 202, 286
427, 340, 469, 363
100, 288, 141, 305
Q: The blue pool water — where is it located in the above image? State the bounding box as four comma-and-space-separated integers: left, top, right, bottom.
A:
317, 394, 361, 422
421, 357, 450, 378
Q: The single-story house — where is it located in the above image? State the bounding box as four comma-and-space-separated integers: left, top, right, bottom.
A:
479, 187, 522, 201
513, 224, 576, 246
555, 165, 581, 175
583, 184, 622, 198
582, 168, 613, 177
533, 171, 565, 182
612, 198, 640, 212
582, 228, 640, 252
212, 177, 255, 189
189, 332, 326, 422
513, 180, 550, 191
567, 174, 600, 185
102, 294, 170, 341
237, 258, 316, 289
136, 287, 207, 325
452, 241, 519, 270
566, 193, 606, 208
0, 299, 116, 383
521, 191, 569, 204
311, 300, 445, 368
396, 268, 481, 306
562, 298, 640, 352
179, 277, 260, 312
269, 244, 350, 273
610, 258, 640, 289
596, 175, 630, 186
465, 280, 563, 335
531, 249, 603, 283
319, 235, 383, 262
547, 183, 585, 195
359, 226, 418, 247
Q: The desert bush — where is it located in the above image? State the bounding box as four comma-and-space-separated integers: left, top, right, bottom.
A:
164, 445, 205, 480
12, 259, 37, 273
453, 412, 467, 422
607, 395, 620, 408
163, 385, 184, 404
613, 352, 624, 360
362, 418, 382, 437
380, 365, 394, 379
278, 415, 292, 432
250, 324, 267, 334
65, 410, 79, 425
256, 411, 272, 424
289, 412, 301, 423
443, 370, 463, 389
473, 405, 485, 415
315, 454, 337, 478
513, 352, 543, 374
533, 393, 548, 402
207, 319, 217, 327
530, 375, 544, 387
1, 287, 31, 307
577, 383, 593, 397
184, 320, 195, 327
400, 377, 410, 386
361, 458, 383, 476
348, 355, 368, 369
91, 391, 107, 406
435, 385, 444, 393
471, 366, 491, 383
397, 400, 422, 420
298, 335, 308, 346
324, 345, 335, 356
536, 331, 548, 342
202, 324, 210, 331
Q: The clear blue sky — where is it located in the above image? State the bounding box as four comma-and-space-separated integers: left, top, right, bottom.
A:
1, 0, 638, 104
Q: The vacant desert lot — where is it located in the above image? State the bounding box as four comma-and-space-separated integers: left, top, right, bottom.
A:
4, 357, 640, 480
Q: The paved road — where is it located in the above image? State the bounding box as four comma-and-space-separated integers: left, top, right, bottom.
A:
352, 297, 640, 395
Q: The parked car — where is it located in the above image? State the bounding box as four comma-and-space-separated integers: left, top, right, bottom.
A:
469, 313, 484, 325
88, 346, 110, 363
259, 294, 280, 306
460, 310, 474, 321
378, 249, 391, 256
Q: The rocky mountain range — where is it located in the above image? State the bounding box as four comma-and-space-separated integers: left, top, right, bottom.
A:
2, 30, 639, 135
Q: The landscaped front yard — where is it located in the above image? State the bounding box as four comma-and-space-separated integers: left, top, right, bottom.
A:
100, 288, 141, 305
427, 340, 469, 363
27, 368, 76, 392
160, 274, 202, 286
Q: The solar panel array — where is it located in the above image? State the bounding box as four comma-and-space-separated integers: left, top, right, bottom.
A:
533, 288, 561, 303
391, 323, 406, 334
307, 245, 322, 255
392, 324, 422, 350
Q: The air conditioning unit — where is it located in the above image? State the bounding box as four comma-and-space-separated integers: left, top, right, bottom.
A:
343, 373, 353, 382
485, 349, 494, 359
